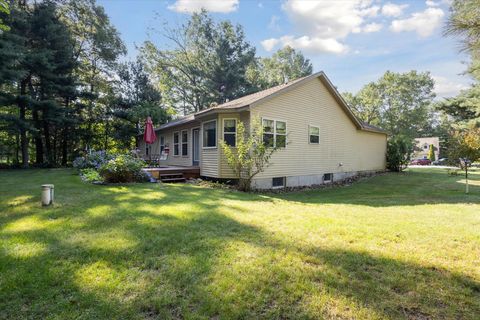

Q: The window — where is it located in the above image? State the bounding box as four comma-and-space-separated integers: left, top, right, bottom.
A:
173, 132, 179, 156
262, 118, 287, 148
309, 126, 319, 144
323, 173, 332, 183
181, 130, 188, 156
160, 136, 165, 153
223, 119, 237, 147
423, 143, 428, 150
203, 120, 217, 148
272, 177, 285, 188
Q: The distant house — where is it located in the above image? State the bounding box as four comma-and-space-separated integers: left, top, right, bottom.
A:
414, 137, 440, 160
138, 71, 387, 189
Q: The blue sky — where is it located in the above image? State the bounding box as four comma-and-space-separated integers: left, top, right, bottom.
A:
98, 0, 471, 98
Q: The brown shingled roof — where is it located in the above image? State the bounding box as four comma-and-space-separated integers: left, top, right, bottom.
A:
150, 71, 387, 135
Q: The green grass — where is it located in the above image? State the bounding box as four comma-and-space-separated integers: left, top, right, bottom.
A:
0, 168, 479, 320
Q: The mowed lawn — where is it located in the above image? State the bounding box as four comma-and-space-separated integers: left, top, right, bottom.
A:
0, 168, 479, 320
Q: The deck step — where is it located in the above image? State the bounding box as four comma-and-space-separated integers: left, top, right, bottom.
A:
161, 177, 186, 183
160, 173, 186, 183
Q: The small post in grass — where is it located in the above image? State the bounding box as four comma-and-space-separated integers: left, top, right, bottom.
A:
41, 184, 54, 206
459, 158, 470, 194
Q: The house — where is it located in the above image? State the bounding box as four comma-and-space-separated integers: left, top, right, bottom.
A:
413, 137, 440, 160
138, 71, 387, 189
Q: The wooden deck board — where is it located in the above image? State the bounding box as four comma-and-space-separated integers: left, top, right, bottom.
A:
143, 166, 200, 179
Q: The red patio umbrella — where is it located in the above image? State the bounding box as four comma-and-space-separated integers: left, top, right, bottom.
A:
143, 116, 157, 144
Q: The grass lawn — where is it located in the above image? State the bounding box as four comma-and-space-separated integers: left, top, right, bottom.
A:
0, 168, 479, 319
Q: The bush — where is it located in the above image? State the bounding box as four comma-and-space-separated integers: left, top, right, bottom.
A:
386, 136, 413, 172
73, 151, 113, 170
98, 154, 148, 183
80, 168, 103, 183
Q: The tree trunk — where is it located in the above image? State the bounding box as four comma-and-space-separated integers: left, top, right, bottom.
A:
15, 133, 19, 165
43, 118, 52, 166
61, 98, 69, 166
32, 109, 44, 165
19, 79, 29, 167
62, 127, 68, 166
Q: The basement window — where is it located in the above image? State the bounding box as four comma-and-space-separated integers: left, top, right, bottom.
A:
323, 173, 332, 183
272, 177, 285, 188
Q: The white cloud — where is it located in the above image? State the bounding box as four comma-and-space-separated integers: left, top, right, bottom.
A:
258, 2, 263, 8
381, 2, 408, 17
390, 7, 445, 37
433, 76, 469, 97
168, 0, 239, 13
282, 0, 380, 39
262, 0, 382, 55
268, 15, 280, 31
263, 35, 348, 54
363, 22, 383, 33
426, 0, 439, 7
261, 38, 280, 51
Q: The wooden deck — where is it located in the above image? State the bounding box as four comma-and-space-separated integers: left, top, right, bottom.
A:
143, 166, 200, 180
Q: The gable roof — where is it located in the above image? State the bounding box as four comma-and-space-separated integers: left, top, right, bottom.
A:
154, 71, 387, 134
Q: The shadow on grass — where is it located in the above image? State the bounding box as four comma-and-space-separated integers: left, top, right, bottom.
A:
1, 181, 479, 319
268, 169, 480, 207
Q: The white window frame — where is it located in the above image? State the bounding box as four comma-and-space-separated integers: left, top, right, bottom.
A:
202, 119, 217, 149
309, 125, 320, 144
173, 131, 180, 156
160, 136, 165, 153
262, 117, 287, 148
222, 118, 237, 147
181, 129, 188, 157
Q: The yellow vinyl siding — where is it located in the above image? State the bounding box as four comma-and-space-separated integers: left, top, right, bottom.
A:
250, 77, 386, 179
200, 115, 220, 177
158, 123, 196, 167
218, 113, 241, 178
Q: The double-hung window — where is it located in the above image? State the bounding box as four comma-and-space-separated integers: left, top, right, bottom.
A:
160, 136, 165, 153
181, 130, 188, 156
262, 118, 287, 148
309, 126, 319, 144
203, 120, 217, 148
223, 119, 237, 147
173, 132, 179, 156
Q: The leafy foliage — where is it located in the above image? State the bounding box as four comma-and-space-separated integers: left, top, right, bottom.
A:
72, 150, 113, 170
141, 10, 256, 113
447, 127, 480, 166
248, 46, 312, 89
99, 154, 147, 183
428, 144, 436, 162
80, 168, 103, 183
0, 0, 9, 32
220, 119, 280, 191
343, 71, 436, 139
386, 136, 413, 172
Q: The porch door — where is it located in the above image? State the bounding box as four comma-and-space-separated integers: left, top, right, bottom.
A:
192, 128, 200, 166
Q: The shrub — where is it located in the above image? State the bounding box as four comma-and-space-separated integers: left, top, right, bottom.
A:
220, 119, 281, 191
73, 151, 113, 170
99, 154, 148, 183
386, 136, 413, 172
80, 168, 103, 183
428, 144, 436, 161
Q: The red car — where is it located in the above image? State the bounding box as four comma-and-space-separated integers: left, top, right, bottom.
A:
410, 158, 431, 165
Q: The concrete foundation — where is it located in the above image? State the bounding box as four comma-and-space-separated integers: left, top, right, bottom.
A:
251, 170, 380, 190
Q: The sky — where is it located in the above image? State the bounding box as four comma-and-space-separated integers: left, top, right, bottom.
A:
97, 0, 473, 98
